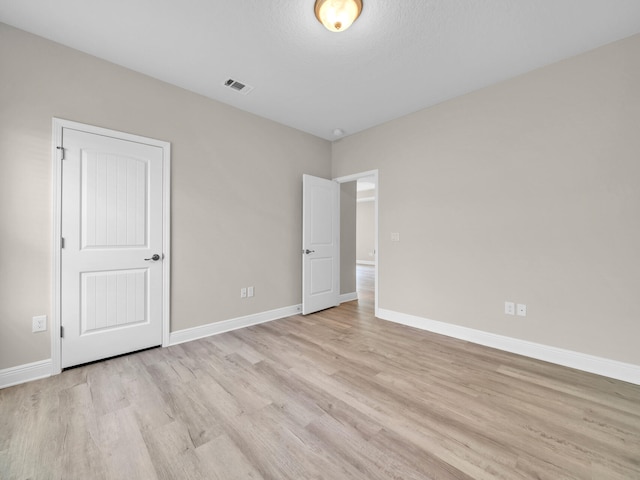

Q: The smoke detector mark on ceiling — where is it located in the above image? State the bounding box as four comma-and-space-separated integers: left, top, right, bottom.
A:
223, 78, 254, 95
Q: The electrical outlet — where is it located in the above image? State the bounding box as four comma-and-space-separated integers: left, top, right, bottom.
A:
247, 286, 254, 297
32, 315, 47, 333
504, 301, 515, 315
240, 287, 247, 298
517, 304, 527, 317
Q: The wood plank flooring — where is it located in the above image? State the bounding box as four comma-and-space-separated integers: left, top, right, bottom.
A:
2, 265, 640, 479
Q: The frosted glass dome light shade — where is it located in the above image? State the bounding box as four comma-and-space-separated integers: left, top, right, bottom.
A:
314, 0, 363, 32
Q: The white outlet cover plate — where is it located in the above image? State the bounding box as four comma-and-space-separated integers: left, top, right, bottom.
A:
32, 315, 47, 332
517, 304, 527, 316
504, 302, 515, 315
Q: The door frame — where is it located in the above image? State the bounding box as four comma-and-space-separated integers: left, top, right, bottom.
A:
51, 118, 171, 375
334, 169, 379, 316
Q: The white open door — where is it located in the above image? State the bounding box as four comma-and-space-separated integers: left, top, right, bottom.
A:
60, 127, 165, 368
302, 174, 340, 315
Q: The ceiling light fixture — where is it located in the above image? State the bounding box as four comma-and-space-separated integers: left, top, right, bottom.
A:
314, 0, 363, 32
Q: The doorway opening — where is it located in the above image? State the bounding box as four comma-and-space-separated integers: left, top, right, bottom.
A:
334, 170, 378, 317
355, 177, 376, 313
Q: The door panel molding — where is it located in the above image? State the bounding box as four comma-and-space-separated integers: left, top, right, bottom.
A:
51, 118, 171, 374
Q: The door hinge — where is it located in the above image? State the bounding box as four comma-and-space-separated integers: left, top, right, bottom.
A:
61, 237, 65, 248
60, 326, 64, 338
57, 146, 65, 161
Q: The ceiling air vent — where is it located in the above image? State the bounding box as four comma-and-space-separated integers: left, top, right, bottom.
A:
223, 78, 254, 96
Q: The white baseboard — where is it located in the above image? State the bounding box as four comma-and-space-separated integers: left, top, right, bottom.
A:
2, 305, 302, 388
356, 260, 375, 266
0, 359, 52, 389
9, 309, 635, 388
169, 304, 302, 346
339, 292, 358, 303
377, 308, 640, 386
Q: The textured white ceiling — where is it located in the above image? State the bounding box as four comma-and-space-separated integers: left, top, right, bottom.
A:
1, 1, 640, 140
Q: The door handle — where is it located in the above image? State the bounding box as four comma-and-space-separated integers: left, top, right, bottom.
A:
145, 254, 161, 261
303, 249, 315, 254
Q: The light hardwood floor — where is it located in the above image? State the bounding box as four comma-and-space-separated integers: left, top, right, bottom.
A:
1, 265, 640, 479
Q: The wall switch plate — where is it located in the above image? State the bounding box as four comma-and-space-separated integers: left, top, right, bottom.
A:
247, 286, 254, 297
391, 232, 400, 242
517, 304, 527, 316
32, 315, 47, 332
504, 302, 515, 315
240, 288, 247, 298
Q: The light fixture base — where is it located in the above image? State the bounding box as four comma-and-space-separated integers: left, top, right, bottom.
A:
314, 0, 363, 33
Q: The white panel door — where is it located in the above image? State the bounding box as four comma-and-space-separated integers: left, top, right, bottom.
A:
61, 128, 164, 368
302, 174, 340, 315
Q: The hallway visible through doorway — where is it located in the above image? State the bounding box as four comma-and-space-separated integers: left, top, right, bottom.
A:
356, 264, 374, 314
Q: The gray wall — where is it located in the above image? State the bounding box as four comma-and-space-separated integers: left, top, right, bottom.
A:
0, 24, 331, 370
333, 34, 640, 365
340, 182, 357, 294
